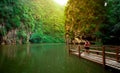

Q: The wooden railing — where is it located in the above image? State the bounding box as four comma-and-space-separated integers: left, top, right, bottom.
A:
89, 45, 120, 67
68, 44, 120, 67
102, 46, 106, 67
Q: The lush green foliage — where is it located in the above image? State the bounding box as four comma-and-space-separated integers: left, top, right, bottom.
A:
28, 0, 65, 43
65, 0, 120, 45
0, 0, 21, 31
0, 0, 65, 44
1, 0, 120, 45
65, 0, 105, 39
101, 0, 120, 45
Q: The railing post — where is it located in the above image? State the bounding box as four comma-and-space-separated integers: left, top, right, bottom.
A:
78, 45, 81, 58
68, 44, 71, 55
102, 46, 106, 67
116, 47, 119, 62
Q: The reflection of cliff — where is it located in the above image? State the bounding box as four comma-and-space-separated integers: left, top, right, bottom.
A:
27, 44, 31, 57
2, 46, 17, 58
0, 45, 32, 72
1, 44, 31, 59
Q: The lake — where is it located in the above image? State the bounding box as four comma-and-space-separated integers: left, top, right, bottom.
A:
0, 43, 113, 73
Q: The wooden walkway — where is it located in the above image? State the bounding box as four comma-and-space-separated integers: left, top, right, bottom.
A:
68, 45, 120, 70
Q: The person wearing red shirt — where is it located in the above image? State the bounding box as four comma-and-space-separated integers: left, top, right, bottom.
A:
84, 40, 90, 54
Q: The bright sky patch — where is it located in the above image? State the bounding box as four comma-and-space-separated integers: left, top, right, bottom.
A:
54, 0, 68, 6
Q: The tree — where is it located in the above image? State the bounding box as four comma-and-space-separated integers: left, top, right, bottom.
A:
0, 0, 65, 44
65, 0, 105, 40
100, 0, 120, 45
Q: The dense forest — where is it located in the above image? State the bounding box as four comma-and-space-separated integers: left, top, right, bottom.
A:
0, 0, 65, 44
0, 0, 120, 45
65, 0, 120, 45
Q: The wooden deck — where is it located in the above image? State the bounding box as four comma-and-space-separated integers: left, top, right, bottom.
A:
68, 45, 120, 70
71, 52, 120, 70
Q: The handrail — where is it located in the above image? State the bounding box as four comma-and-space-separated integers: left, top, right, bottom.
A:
83, 45, 120, 66
89, 49, 120, 55
68, 44, 120, 67
67, 44, 120, 69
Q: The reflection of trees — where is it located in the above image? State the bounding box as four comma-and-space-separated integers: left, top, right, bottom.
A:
27, 44, 31, 57
1, 44, 31, 59
2, 45, 17, 58
0, 45, 32, 73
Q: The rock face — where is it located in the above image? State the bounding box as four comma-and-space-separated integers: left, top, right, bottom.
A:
1, 29, 17, 45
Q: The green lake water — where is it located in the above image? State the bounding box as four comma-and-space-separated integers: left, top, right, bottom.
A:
0, 43, 114, 73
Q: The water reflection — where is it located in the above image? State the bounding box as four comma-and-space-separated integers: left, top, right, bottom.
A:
26, 44, 31, 57
2, 46, 17, 58
0, 44, 114, 73
0, 44, 31, 59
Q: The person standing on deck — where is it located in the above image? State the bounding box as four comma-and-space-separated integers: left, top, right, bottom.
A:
84, 40, 90, 54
